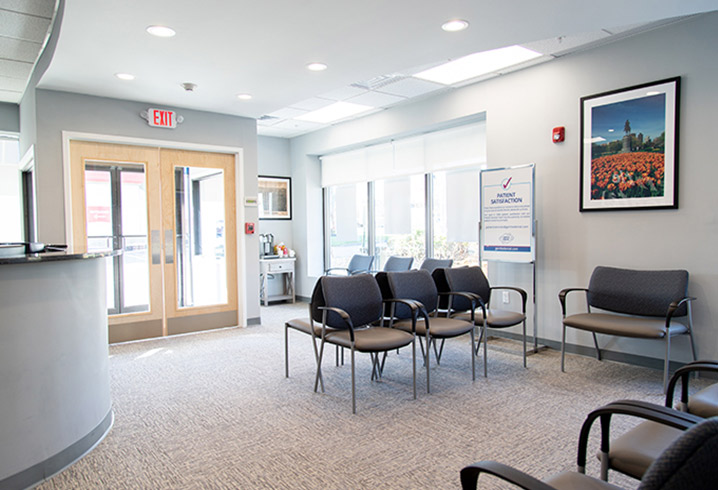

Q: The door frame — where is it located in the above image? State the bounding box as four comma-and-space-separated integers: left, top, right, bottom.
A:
61, 131, 248, 328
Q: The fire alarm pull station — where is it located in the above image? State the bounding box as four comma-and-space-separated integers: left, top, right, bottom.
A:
245, 222, 255, 234
552, 126, 565, 143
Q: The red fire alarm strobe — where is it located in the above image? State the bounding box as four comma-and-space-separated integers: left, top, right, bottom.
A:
140, 108, 185, 128
552, 126, 565, 143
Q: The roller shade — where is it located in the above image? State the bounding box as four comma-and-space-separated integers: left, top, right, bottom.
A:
321, 120, 486, 187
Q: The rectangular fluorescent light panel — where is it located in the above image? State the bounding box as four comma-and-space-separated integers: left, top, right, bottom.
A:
414, 45, 542, 85
295, 101, 374, 124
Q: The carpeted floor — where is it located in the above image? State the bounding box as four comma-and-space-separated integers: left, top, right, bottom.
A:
37, 302, 705, 489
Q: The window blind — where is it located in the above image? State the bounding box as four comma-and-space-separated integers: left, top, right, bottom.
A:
320, 120, 486, 187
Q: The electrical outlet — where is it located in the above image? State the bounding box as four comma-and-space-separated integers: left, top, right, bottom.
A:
502, 291, 510, 304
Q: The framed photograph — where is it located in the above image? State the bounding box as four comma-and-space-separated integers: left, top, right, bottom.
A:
580, 77, 680, 211
258, 176, 292, 219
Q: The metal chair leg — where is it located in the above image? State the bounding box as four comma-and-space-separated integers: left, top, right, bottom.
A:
470, 328, 476, 381
522, 319, 527, 368
315, 338, 327, 393
483, 325, 488, 377
663, 334, 671, 393
561, 325, 566, 372
592, 332, 602, 361
426, 334, 431, 394
284, 324, 289, 378
351, 347, 356, 414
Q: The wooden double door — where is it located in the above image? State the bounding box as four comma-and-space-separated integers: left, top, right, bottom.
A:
69, 141, 238, 342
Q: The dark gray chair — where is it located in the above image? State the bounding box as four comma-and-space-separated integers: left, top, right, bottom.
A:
437, 266, 528, 374
314, 273, 417, 414
559, 266, 697, 390
460, 403, 718, 490
382, 255, 414, 272
419, 258, 453, 274
325, 254, 374, 276
381, 269, 477, 393
599, 360, 718, 482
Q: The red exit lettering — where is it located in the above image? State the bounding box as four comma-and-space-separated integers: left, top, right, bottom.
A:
147, 108, 176, 128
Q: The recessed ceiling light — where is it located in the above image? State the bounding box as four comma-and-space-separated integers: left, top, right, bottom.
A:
306, 62, 328, 72
442, 19, 469, 32
414, 45, 542, 85
115, 73, 135, 81
296, 101, 373, 124
146, 25, 176, 38
236, 93, 252, 100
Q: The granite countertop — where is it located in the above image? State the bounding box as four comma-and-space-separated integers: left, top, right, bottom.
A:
0, 247, 121, 265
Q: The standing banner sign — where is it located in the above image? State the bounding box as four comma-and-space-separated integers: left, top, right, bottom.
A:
480, 164, 535, 263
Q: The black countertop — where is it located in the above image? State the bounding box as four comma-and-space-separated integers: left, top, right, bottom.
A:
0, 249, 120, 265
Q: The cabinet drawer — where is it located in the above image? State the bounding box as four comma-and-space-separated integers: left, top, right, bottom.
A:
268, 261, 293, 272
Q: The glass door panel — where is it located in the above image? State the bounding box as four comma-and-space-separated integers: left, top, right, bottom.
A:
120, 171, 150, 309
174, 166, 227, 307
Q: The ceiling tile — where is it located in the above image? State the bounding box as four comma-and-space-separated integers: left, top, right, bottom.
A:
290, 97, 335, 111
267, 107, 307, 119
0, 88, 22, 103
0, 59, 32, 79
376, 77, 446, 98
0, 37, 42, 63
320, 85, 367, 101
1, 0, 55, 18
0, 9, 53, 42
346, 90, 405, 108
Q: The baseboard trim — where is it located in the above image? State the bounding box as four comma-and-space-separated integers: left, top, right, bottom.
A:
0, 409, 113, 490
247, 316, 261, 326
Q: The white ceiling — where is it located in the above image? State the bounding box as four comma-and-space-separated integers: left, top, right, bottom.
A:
5, 1, 718, 138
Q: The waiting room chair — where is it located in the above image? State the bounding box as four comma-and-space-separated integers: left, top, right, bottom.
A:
324, 254, 374, 276
419, 257, 453, 274
382, 255, 414, 272
460, 402, 718, 490
314, 273, 417, 414
380, 269, 477, 393
597, 360, 718, 482
437, 266, 528, 374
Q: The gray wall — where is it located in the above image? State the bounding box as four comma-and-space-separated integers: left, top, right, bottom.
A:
289, 12, 718, 364
0, 103, 19, 132
257, 136, 293, 249
30, 89, 261, 321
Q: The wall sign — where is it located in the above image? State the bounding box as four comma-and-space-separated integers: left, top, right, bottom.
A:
479, 163, 535, 263
140, 108, 185, 129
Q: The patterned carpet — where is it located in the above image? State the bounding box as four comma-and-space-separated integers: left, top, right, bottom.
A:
37, 302, 703, 489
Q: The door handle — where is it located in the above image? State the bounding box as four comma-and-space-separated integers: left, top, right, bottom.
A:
164, 229, 174, 264
151, 230, 161, 264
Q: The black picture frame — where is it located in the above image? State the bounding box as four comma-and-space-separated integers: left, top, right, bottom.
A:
579, 77, 680, 211
258, 175, 292, 220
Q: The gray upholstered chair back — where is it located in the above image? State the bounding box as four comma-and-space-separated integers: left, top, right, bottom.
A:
308, 278, 326, 323
443, 266, 491, 312
386, 269, 438, 319
587, 266, 689, 317
347, 254, 374, 274
383, 256, 414, 272
419, 258, 453, 274
320, 274, 383, 328
638, 417, 718, 490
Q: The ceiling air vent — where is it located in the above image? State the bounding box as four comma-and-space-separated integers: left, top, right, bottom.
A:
351, 74, 409, 91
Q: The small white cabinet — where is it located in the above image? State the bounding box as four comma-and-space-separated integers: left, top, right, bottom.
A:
259, 257, 296, 306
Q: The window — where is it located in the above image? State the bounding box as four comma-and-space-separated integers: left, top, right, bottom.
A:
321, 120, 486, 271
325, 182, 368, 269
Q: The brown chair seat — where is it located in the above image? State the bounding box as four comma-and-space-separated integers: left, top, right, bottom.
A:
453, 308, 526, 328
324, 326, 414, 352
545, 471, 624, 490
688, 384, 718, 418
392, 316, 474, 338
563, 312, 687, 339
286, 317, 323, 336
606, 421, 683, 479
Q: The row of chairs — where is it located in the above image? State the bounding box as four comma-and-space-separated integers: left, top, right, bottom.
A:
325, 253, 451, 276
285, 265, 528, 413
460, 360, 718, 489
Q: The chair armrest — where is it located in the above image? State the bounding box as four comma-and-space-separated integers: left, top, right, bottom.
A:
576, 399, 703, 472
490, 286, 528, 312
665, 296, 696, 325
460, 461, 556, 490
666, 359, 718, 408
558, 288, 588, 317
318, 306, 355, 341
439, 291, 486, 320
383, 298, 421, 332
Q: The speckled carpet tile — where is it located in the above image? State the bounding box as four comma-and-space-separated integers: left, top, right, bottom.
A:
37, 302, 706, 489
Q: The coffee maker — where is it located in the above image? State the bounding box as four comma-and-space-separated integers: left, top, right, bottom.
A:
259, 233, 274, 257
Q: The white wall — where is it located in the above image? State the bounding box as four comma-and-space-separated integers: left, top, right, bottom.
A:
289, 12, 718, 364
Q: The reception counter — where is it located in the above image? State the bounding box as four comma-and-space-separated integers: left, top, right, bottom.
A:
0, 249, 117, 489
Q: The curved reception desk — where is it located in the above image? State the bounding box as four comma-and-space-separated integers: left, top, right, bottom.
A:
0, 250, 116, 489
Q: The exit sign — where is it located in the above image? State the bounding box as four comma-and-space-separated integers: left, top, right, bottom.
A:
147, 108, 177, 128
